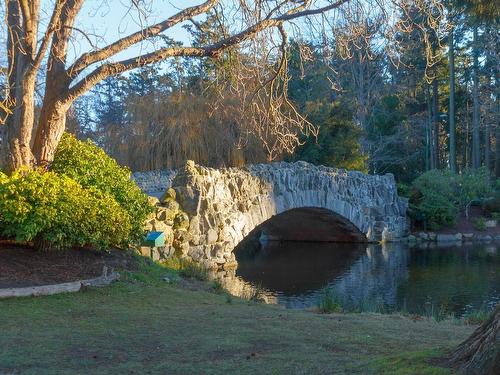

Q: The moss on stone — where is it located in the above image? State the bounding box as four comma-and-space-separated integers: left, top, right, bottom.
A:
172, 212, 189, 231
160, 187, 177, 203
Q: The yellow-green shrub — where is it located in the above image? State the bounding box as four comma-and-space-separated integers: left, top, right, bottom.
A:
0, 169, 132, 250
51, 133, 153, 244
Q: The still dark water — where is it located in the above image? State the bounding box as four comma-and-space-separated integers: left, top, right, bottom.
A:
229, 241, 500, 317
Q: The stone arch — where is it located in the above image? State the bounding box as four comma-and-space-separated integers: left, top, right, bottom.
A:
246, 207, 367, 243
169, 161, 408, 269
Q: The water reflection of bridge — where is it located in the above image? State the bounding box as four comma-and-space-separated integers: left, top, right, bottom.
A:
332, 243, 409, 309
211, 242, 411, 308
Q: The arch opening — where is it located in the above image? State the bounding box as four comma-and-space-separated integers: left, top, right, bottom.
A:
255, 207, 367, 243
235, 207, 367, 257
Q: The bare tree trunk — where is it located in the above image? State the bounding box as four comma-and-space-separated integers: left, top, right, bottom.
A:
354, 53, 371, 158
4, 0, 39, 171
425, 117, 431, 171
33, 99, 68, 166
487, 27, 499, 176
448, 27, 457, 173
465, 100, 471, 169
0, 125, 7, 168
32, 0, 82, 167
472, 26, 481, 169
433, 78, 440, 169
484, 120, 490, 170
6, 70, 36, 170
449, 304, 500, 375
426, 84, 434, 170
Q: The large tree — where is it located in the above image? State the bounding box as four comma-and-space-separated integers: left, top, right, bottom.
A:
0, 0, 445, 171
449, 304, 499, 374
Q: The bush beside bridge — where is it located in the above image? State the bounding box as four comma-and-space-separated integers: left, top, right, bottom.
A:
0, 134, 152, 251
408, 168, 497, 231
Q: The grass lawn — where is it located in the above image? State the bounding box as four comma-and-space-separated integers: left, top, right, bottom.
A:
0, 259, 474, 374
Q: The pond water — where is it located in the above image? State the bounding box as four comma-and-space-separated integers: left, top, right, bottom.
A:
223, 241, 500, 317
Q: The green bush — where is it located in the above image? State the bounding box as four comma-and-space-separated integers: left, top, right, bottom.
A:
0, 169, 132, 250
409, 170, 459, 230
397, 183, 411, 198
410, 168, 495, 230
482, 196, 500, 216
472, 217, 487, 231
457, 167, 493, 210
51, 133, 153, 244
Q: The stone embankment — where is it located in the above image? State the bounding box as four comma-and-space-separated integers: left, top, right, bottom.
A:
409, 230, 500, 243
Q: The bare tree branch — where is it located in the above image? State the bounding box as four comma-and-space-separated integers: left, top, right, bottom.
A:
31, 0, 65, 73
67, 0, 220, 78
66, 0, 352, 103
65, 46, 208, 101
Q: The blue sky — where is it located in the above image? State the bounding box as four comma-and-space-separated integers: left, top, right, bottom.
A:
0, 1, 409, 75
0, 1, 330, 69
69, 0, 323, 63
69, 0, 203, 61
0, 1, 201, 67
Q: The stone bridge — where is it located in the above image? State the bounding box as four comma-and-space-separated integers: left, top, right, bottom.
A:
138, 161, 408, 269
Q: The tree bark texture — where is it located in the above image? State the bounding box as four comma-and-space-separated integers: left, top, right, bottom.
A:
449, 304, 500, 375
